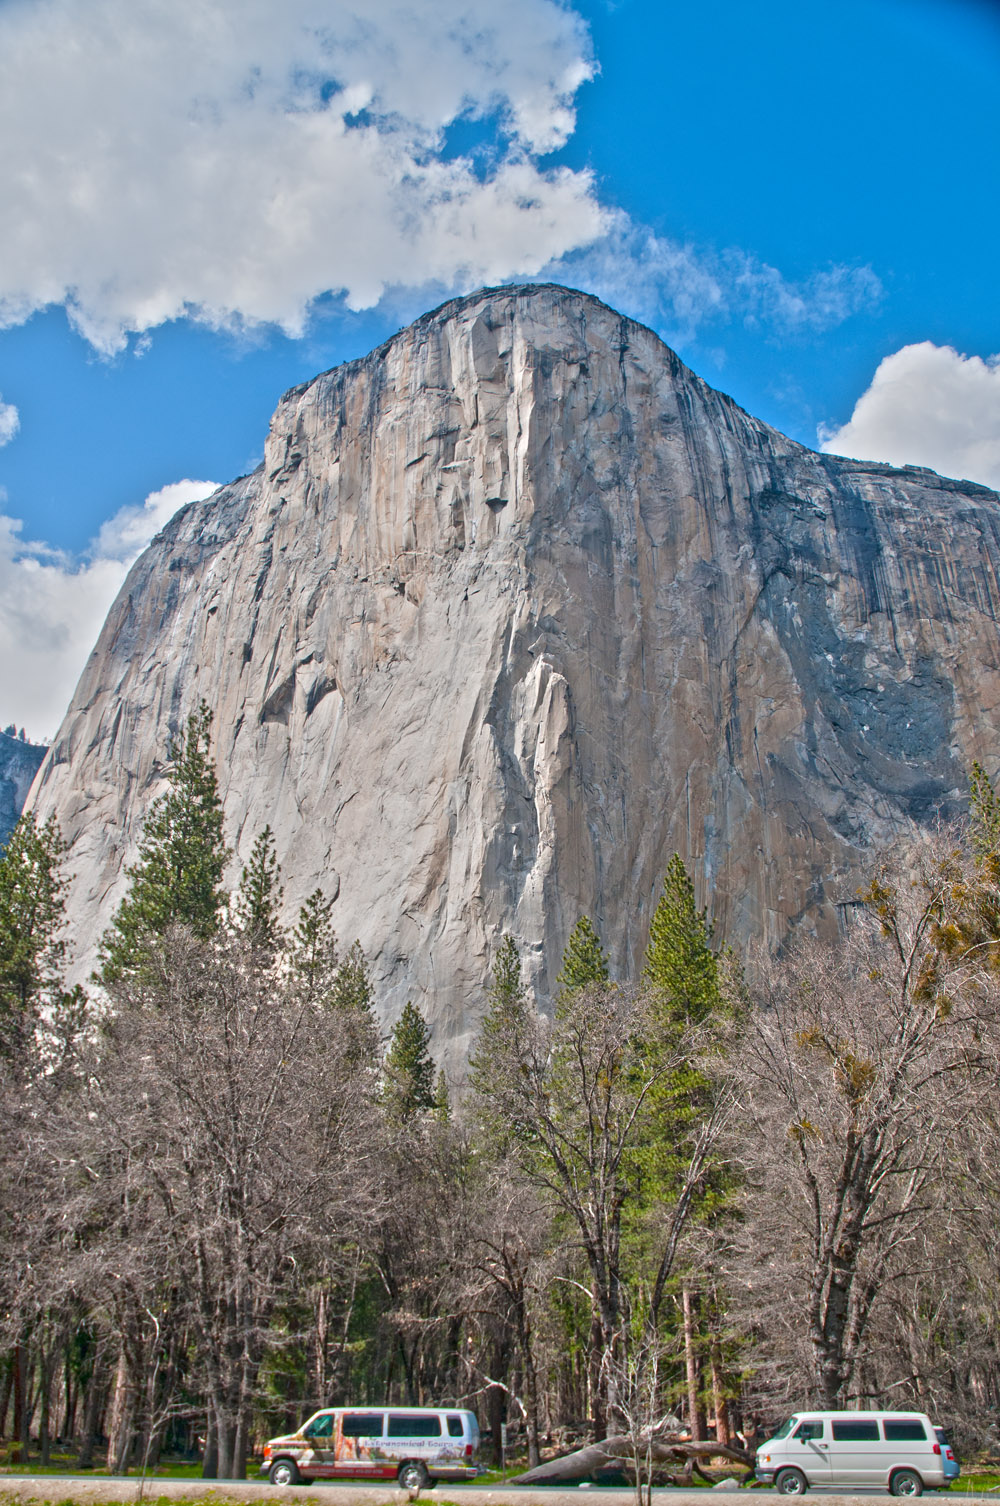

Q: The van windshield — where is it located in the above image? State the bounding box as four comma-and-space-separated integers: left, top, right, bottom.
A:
769, 1418, 798, 1441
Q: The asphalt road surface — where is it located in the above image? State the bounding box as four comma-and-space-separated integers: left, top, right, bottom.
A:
0, 1477, 996, 1506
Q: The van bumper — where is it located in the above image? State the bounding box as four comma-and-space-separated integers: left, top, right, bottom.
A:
754, 1471, 774, 1484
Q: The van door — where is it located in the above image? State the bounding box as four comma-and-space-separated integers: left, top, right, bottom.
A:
301, 1411, 336, 1478
830, 1416, 881, 1485
787, 1418, 832, 1486
335, 1412, 387, 1477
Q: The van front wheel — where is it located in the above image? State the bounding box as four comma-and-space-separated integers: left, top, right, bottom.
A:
890, 1470, 923, 1497
269, 1460, 302, 1487
398, 1461, 431, 1491
775, 1469, 808, 1495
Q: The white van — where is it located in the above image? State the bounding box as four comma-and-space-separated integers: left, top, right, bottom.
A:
755, 1410, 946, 1496
260, 1405, 480, 1488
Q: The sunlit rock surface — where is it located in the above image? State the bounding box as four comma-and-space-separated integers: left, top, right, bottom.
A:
29, 285, 1000, 1063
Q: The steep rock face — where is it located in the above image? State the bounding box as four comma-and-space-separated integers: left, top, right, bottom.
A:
1, 730, 48, 847
29, 285, 1000, 1063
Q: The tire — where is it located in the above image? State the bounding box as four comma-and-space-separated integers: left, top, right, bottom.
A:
774, 1468, 808, 1496
269, 1459, 302, 1487
397, 1461, 431, 1491
890, 1470, 924, 1497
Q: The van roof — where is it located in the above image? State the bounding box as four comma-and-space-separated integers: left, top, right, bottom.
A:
789, 1410, 929, 1419
320, 1405, 473, 1414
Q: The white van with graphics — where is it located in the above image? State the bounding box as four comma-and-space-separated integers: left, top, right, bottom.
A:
261, 1406, 480, 1488
755, 1410, 946, 1496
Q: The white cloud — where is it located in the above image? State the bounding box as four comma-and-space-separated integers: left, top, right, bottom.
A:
545, 216, 881, 345
0, 397, 19, 447
0, 480, 217, 739
0, 0, 605, 353
820, 342, 1000, 490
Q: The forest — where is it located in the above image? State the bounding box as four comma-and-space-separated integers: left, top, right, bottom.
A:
2, 704, 1000, 1479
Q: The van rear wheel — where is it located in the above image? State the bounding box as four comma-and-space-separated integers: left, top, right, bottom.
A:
398, 1461, 431, 1491
775, 1468, 808, 1495
890, 1470, 923, 1497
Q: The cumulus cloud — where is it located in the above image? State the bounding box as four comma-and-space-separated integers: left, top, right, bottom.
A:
0, 398, 19, 447
0, 480, 217, 739
0, 0, 886, 355
820, 342, 1000, 490
545, 216, 881, 345
0, 0, 604, 352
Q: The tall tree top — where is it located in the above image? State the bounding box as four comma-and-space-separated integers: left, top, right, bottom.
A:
643, 854, 720, 1026
556, 916, 610, 1002
0, 812, 69, 1050
469, 933, 532, 1098
230, 825, 284, 960
98, 702, 229, 984
383, 999, 436, 1119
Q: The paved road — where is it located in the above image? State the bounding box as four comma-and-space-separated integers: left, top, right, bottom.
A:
0, 1477, 995, 1506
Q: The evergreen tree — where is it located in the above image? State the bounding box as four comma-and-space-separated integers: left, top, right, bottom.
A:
99, 703, 228, 983
0, 813, 69, 1052
469, 933, 531, 1096
556, 916, 609, 1001
291, 888, 339, 998
970, 760, 1000, 861
432, 1068, 451, 1123
383, 1000, 436, 1118
230, 826, 284, 959
331, 939, 374, 1014
638, 854, 733, 1304
643, 855, 721, 1032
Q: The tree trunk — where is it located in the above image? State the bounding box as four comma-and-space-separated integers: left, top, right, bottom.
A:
12, 1342, 28, 1464
710, 1340, 731, 1447
77, 1344, 108, 1469
682, 1289, 705, 1442
0, 1354, 13, 1440
487, 1380, 505, 1468
201, 1411, 218, 1479
511, 1433, 754, 1485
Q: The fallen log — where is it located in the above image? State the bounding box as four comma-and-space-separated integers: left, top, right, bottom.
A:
510, 1433, 755, 1486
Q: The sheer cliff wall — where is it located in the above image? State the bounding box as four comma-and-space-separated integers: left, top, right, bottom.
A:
28, 284, 1000, 1061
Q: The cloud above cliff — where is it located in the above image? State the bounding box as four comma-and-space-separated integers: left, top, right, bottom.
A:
820, 342, 1000, 490
0, 399, 19, 447
545, 218, 882, 344
0, 0, 603, 353
0, 0, 882, 355
0, 480, 217, 738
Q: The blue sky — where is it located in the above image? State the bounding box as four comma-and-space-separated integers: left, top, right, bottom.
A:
1, 0, 998, 737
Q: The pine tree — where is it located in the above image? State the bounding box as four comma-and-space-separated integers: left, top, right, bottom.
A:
643, 854, 721, 1031
99, 703, 229, 983
432, 1068, 451, 1123
291, 888, 339, 998
639, 853, 731, 1239
0, 813, 69, 1053
469, 933, 531, 1096
230, 826, 284, 959
556, 915, 609, 1001
383, 1000, 436, 1118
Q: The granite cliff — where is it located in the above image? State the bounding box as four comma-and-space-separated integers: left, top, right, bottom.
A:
1, 728, 48, 848
28, 284, 1000, 1062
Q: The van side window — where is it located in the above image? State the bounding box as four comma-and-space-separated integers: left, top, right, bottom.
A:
388, 1414, 442, 1438
884, 1421, 927, 1441
446, 1415, 464, 1438
832, 1420, 879, 1441
342, 1414, 384, 1438
304, 1415, 334, 1438
793, 1421, 824, 1440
